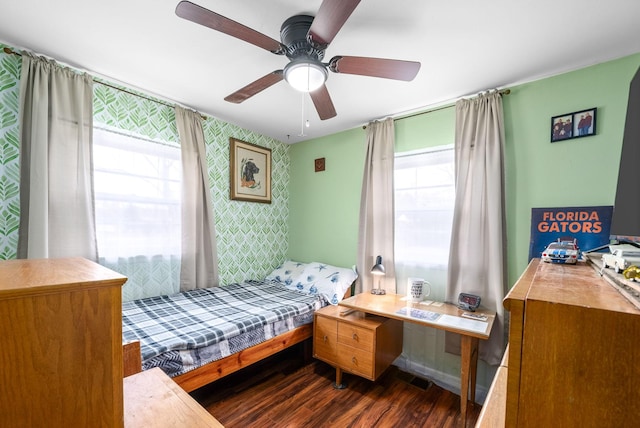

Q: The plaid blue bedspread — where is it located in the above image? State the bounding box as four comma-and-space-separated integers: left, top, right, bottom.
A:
122, 280, 324, 364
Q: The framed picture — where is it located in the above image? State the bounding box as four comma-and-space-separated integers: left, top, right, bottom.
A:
551, 107, 597, 142
229, 138, 271, 203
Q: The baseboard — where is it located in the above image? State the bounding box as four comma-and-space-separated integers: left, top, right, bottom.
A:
393, 355, 489, 405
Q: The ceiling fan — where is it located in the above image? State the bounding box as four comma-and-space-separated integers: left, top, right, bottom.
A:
175, 0, 421, 120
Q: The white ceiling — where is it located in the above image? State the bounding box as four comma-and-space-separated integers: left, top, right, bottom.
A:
1, 0, 639, 144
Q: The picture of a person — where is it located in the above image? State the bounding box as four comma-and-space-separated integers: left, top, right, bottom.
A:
562, 118, 572, 138
584, 112, 593, 134
552, 115, 573, 141
578, 114, 586, 135
553, 119, 564, 140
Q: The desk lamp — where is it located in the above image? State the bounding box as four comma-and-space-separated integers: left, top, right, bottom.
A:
370, 255, 386, 295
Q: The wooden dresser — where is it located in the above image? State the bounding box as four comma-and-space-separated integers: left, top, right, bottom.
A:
0, 258, 127, 428
313, 304, 403, 387
496, 258, 640, 427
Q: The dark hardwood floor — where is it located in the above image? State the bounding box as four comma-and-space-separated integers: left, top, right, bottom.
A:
190, 346, 481, 428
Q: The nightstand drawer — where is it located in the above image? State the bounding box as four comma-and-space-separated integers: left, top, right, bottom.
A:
313, 315, 338, 361
337, 322, 374, 352
337, 345, 374, 378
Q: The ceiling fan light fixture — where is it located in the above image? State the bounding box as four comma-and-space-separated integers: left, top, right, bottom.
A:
284, 59, 327, 92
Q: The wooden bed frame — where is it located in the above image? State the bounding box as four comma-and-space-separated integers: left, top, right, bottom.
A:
123, 325, 312, 391
174, 324, 312, 392
123, 283, 355, 392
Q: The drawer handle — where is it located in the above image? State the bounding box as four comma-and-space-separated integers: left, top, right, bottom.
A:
323, 335, 328, 343
352, 356, 357, 364
352, 333, 358, 341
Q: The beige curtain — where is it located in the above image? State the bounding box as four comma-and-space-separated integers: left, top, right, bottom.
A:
357, 117, 396, 294
175, 106, 218, 291
17, 53, 97, 260
446, 91, 506, 366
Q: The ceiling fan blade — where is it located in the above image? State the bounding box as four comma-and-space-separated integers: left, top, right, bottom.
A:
224, 71, 284, 104
329, 56, 421, 81
176, 1, 284, 54
308, 0, 361, 47
309, 85, 337, 120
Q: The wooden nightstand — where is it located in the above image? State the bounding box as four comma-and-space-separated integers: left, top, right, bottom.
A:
313, 304, 403, 388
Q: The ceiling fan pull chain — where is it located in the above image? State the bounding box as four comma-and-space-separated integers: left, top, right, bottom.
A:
298, 92, 306, 137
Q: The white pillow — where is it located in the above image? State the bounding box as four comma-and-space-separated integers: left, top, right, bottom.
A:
292, 262, 358, 305
265, 260, 308, 286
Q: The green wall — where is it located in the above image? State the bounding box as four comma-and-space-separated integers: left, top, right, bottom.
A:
288, 127, 365, 266
395, 106, 456, 153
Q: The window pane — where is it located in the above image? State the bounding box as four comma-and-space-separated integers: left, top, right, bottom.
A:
93, 128, 181, 259
394, 148, 455, 267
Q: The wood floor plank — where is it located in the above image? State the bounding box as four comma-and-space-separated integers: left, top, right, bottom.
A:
190, 345, 481, 427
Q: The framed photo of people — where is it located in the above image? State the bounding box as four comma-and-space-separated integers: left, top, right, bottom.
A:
550, 107, 597, 142
229, 138, 272, 203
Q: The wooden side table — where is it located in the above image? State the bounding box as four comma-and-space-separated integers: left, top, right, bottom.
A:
124, 368, 224, 428
313, 304, 403, 388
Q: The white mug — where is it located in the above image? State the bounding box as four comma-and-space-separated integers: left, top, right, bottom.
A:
408, 278, 431, 302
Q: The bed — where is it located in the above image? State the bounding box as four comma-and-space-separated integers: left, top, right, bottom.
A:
121, 261, 357, 392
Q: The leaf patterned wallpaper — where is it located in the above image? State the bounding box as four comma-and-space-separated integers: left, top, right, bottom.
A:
0, 45, 290, 297
0, 47, 19, 261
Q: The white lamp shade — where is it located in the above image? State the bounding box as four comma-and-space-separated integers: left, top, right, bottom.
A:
284, 60, 327, 92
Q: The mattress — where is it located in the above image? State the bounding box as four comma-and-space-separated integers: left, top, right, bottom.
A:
122, 279, 325, 377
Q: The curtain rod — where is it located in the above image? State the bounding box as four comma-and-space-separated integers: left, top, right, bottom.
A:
2, 47, 203, 117
362, 88, 511, 129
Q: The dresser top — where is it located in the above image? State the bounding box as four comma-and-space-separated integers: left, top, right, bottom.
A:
0, 257, 127, 298
505, 258, 639, 315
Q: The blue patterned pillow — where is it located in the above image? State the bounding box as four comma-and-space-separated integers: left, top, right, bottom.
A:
265, 260, 308, 286
292, 262, 358, 305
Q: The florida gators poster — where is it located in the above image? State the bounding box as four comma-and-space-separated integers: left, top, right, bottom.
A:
529, 206, 613, 260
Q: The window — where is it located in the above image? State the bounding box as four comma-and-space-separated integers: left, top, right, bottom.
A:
394, 146, 455, 268
93, 127, 181, 258
93, 127, 182, 298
